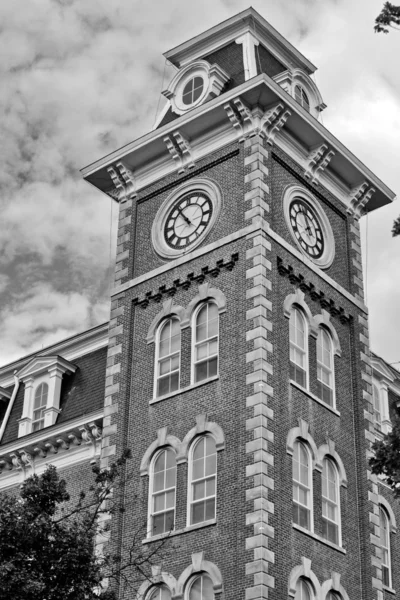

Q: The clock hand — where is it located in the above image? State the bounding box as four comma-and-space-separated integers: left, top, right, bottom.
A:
177, 207, 192, 226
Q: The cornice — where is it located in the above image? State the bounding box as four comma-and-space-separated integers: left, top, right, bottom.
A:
0, 323, 109, 389
82, 74, 394, 214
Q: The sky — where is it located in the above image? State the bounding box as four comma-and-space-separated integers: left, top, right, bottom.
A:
0, 0, 399, 369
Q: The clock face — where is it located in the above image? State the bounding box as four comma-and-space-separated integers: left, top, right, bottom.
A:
164, 192, 213, 249
289, 198, 324, 258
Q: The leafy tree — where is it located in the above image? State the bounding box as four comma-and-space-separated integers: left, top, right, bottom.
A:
375, 2, 400, 33
0, 453, 168, 600
370, 415, 400, 497
392, 216, 400, 237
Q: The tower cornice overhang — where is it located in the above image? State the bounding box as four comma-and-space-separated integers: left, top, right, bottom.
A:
163, 7, 317, 74
81, 74, 395, 214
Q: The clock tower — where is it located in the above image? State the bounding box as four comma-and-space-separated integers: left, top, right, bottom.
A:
82, 8, 395, 600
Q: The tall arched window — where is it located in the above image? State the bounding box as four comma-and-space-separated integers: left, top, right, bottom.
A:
32, 383, 48, 432
322, 458, 340, 545
187, 574, 214, 600
149, 448, 176, 536
293, 441, 312, 530
372, 385, 382, 430
380, 506, 391, 587
294, 85, 310, 112
193, 302, 219, 383
317, 328, 334, 406
295, 579, 312, 600
156, 318, 181, 397
148, 586, 172, 600
189, 436, 217, 525
290, 308, 308, 388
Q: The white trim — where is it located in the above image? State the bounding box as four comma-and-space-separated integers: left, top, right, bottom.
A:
147, 447, 177, 538
235, 32, 259, 80
316, 327, 336, 410
289, 306, 309, 391
187, 434, 217, 528
151, 178, 223, 260
292, 440, 314, 533
380, 505, 393, 589
321, 457, 342, 547
153, 101, 172, 131
153, 317, 181, 400
191, 301, 219, 385
283, 185, 335, 270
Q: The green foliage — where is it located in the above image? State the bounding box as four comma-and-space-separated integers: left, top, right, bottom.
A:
370, 415, 400, 497
392, 216, 400, 237
0, 450, 168, 600
375, 2, 400, 33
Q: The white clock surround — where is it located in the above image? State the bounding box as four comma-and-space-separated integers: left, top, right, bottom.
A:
283, 185, 335, 269
152, 178, 223, 260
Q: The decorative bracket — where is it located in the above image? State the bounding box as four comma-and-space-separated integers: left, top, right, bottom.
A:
224, 98, 254, 142
107, 161, 136, 202
348, 181, 375, 218
163, 131, 195, 174
259, 103, 291, 145
304, 143, 335, 185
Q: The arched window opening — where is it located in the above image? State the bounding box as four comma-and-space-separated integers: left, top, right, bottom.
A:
193, 302, 219, 383
189, 436, 217, 525
317, 328, 334, 406
322, 458, 340, 545
326, 593, 340, 600
156, 318, 180, 397
150, 448, 176, 536
380, 506, 391, 587
32, 383, 48, 432
188, 574, 214, 600
295, 579, 312, 600
293, 441, 312, 530
290, 308, 307, 388
373, 385, 382, 430
148, 586, 171, 600
294, 85, 310, 112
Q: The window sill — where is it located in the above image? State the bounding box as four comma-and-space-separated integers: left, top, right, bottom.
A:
293, 523, 346, 554
290, 381, 340, 417
383, 586, 396, 595
143, 519, 216, 544
150, 376, 219, 405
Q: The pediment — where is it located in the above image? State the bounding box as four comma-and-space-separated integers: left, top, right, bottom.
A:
371, 356, 396, 383
17, 355, 77, 381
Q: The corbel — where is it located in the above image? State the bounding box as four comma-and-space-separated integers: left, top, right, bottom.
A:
304, 143, 335, 185
20, 450, 34, 469
10, 452, 23, 470
107, 161, 137, 202
348, 181, 375, 218
224, 98, 254, 141
260, 103, 291, 145
163, 131, 195, 174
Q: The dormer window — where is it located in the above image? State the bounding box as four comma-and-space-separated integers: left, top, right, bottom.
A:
17, 355, 77, 438
294, 85, 310, 112
32, 383, 48, 432
182, 77, 204, 105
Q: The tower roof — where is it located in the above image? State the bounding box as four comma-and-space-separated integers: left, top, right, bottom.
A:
164, 7, 317, 75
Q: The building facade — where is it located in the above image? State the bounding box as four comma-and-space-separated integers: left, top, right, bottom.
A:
0, 8, 398, 600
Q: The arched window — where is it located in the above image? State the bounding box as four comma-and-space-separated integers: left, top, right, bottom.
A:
189, 436, 217, 525
295, 579, 313, 600
322, 458, 340, 545
317, 328, 334, 406
293, 441, 312, 530
380, 506, 391, 587
193, 302, 219, 383
32, 383, 48, 432
148, 586, 172, 600
294, 85, 310, 112
156, 318, 181, 397
326, 593, 340, 600
187, 574, 214, 600
149, 448, 176, 536
372, 385, 382, 430
290, 308, 308, 388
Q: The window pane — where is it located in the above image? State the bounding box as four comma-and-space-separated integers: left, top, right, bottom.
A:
194, 303, 219, 382
295, 580, 311, 600
189, 575, 214, 600
195, 361, 208, 383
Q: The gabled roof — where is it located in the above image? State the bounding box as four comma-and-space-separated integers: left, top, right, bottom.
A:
17, 355, 77, 381
371, 352, 400, 384
164, 7, 316, 74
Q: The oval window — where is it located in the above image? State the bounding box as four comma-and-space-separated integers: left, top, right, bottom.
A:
182, 77, 204, 105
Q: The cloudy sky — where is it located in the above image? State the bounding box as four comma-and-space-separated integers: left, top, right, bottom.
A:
0, 0, 399, 369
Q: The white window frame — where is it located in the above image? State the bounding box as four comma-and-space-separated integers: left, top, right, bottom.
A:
295, 578, 313, 600
289, 307, 309, 390
292, 441, 313, 532
187, 435, 217, 527
321, 458, 341, 546
147, 585, 172, 600
147, 448, 177, 538
316, 327, 336, 408
372, 384, 382, 431
294, 85, 311, 112
186, 573, 215, 600
154, 317, 181, 399
380, 506, 392, 589
191, 302, 219, 385
32, 382, 49, 432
